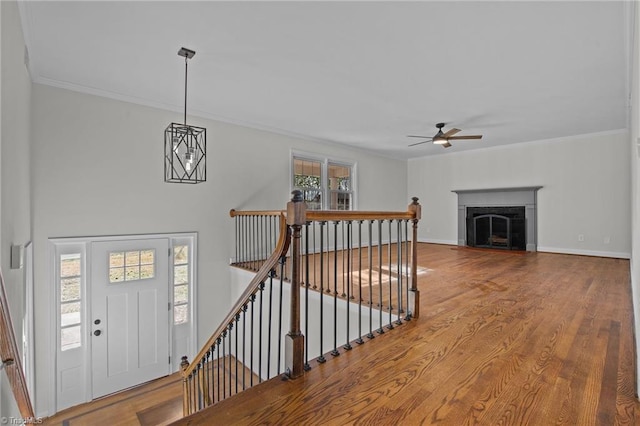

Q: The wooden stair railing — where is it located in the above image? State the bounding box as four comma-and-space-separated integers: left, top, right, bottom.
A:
0, 270, 35, 419
181, 192, 421, 417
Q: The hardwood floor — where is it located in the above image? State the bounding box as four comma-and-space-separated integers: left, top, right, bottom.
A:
44, 244, 639, 425
42, 373, 183, 426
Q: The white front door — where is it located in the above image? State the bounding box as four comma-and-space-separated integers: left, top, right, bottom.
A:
90, 239, 170, 398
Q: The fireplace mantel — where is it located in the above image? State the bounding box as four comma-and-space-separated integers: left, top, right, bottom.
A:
452, 186, 542, 251
452, 186, 543, 195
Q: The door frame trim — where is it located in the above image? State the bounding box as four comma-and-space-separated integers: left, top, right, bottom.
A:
48, 232, 198, 413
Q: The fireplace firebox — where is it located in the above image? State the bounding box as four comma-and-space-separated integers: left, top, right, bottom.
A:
466, 206, 526, 250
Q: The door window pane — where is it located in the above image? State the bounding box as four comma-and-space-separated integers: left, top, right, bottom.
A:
109, 249, 155, 283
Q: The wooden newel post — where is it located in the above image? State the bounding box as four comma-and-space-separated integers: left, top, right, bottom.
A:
285, 190, 306, 378
180, 356, 191, 415
408, 197, 421, 319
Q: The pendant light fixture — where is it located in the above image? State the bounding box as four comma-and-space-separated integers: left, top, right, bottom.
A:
164, 47, 206, 184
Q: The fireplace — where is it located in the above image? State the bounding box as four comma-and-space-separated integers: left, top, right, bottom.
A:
453, 186, 542, 252
466, 206, 526, 250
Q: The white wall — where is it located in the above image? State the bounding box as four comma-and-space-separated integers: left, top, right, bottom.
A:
30, 84, 408, 416
408, 131, 631, 258
629, 0, 640, 397
0, 0, 32, 419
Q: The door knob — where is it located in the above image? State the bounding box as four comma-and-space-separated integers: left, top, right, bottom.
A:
94, 319, 101, 325
94, 330, 102, 336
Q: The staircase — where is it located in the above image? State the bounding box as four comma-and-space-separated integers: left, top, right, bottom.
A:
179, 192, 421, 416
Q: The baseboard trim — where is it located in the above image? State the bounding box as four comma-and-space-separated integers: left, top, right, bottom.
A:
417, 238, 458, 246
537, 246, 631, 259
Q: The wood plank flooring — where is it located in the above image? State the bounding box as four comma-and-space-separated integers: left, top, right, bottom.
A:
42, 373, 183, 426
177, 244, 639, 425
44, 244, 639, 425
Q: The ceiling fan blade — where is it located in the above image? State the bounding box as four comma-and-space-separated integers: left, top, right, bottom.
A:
442, 128, 461, 138
408, 140, 430, 147
442, 142, 452, 148
447, 135, 483, 140
407, 135, 432, 138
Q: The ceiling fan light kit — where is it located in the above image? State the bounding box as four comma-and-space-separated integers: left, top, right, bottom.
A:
407, 122, 483, 148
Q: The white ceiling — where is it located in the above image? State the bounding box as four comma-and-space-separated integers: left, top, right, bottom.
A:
18, 1, 631, 159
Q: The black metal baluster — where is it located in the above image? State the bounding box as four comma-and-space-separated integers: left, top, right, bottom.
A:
344, 220, 352, 351
242, 305, 247, 390
240, 216, 245, 265
185, 373, 191, 414
341, 221, 347, 297
313, 220, 318, 289
235, 314, 240, 394
377, 220, 384, 334
277, 256, 285, 375
387, 220, 394, 330
403, 220, 408, 319
356, 220, 364, 345
193, 370, 198, 413
244, 215, 249, 268
318, 221, 326, 363
258, 282, 264, 383
228, 324, 232, 397
304, 221, 311, 370
194, 362, 200, 411
249, 294, 255, 387
245, 215, 250, 268
367, 220, 375, 339
207, 348, 213, 406
267, 272, 274, 379
216, 338, 221, 402
332, 221, 340, 357
254, 215, 259, 271
222, 330, 227, 398
396, 220, 404, 325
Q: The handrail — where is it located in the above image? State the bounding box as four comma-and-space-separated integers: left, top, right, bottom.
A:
306, 210, 415, 221
182, 212, 289, 380
0, 270, 34, 419
229, 209, 285, 218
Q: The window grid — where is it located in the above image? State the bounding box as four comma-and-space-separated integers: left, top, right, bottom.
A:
292, 156, 355, 210
109, 250, 155, 283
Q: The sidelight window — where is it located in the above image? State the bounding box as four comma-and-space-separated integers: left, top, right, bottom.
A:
60, 252, 83, 351
173, 244, 190, 325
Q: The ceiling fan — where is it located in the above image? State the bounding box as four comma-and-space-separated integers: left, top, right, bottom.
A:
408, 122, 483, 148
